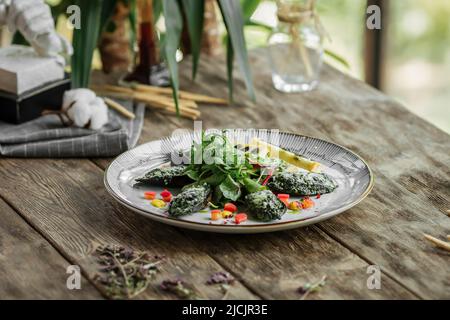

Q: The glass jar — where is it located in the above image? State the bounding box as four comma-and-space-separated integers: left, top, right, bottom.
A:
267, 0, 324, 92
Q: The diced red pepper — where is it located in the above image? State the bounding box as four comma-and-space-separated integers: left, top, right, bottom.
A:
261, 169, 274, 186
235, 213, 247, 224
160, 189, 172, 198
162, 195, 172, 202
316, 194, 321, 199
144, 191, 156, 200
277, 194, 290, 206
224, 203, 237, 213
301, 198, 315, 209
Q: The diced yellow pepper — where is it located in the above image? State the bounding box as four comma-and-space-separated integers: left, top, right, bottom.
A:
222, 210, 233, 218
151, 199, 167, 208
288, 201, 301, 211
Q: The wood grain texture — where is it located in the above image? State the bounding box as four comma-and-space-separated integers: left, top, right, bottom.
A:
182, 227, 416, 299
0, 198, 102, 299
0, 158, 256, 300
2, 49, 449, 299
96, 50, 449, 298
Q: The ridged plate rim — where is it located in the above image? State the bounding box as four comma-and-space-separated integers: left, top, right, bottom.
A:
104, 130, 374, 234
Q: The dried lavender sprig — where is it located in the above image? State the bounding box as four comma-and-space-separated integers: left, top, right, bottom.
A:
93, 245, 164, 299
206, 271, 235, 285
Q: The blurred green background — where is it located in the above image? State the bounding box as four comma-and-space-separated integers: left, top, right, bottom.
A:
2, 0, 448, 133
248, 0, 450, 134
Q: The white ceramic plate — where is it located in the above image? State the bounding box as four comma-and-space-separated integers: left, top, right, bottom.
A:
105, 130, 373, 233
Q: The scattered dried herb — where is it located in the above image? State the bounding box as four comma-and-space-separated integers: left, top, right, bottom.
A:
94, 244, 164, 299
207, 271, 235, 300
207, 271, 235, 285
297, 275, 327, 300
160, 278, 199, 300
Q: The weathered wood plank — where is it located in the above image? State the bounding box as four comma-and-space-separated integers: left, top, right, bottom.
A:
3, 48, 448, 299
0, 198, 102, 299
188, 52, 450, 298
94, 50, 449, 298
182, 227, 416, 299
0, 158, 256, 300
91, 72, 418, 299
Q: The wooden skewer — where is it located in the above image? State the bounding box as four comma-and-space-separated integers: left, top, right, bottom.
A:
95, 84, 134, 95
92, 86, 203, 119
103, 97, 135, 120
145, 102, 200, 118
423, 234, 450, 252
137, 97, 200, 119
134, 84, 228, 105
104, 83, 228, 105
94, 90, 199, 115
135, 94, 200, 116
141, 93, 199, 109
160, 109, 199, 121
155, 105, 199, 120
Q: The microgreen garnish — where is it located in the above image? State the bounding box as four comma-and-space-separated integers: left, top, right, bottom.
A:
297, 275, 327, 300
93, 245, 164, 299
185, 132, 274, 205
207, 201, 219, 209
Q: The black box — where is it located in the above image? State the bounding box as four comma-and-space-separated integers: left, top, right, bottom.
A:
0, 77, 71, 124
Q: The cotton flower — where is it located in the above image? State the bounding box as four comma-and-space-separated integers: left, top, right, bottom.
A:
89, 98, 109, 130
62, 89, 109, 130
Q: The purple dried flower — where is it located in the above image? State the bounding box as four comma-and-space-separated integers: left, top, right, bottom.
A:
160, 278, 184, 291
207, 272, 235, 285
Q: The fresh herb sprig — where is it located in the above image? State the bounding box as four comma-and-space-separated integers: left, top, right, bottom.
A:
184, 132, 270, 204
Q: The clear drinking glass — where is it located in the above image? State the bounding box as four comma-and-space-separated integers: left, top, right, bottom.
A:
267, 0, 323, 92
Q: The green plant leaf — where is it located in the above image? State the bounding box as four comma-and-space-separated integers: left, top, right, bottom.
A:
324, 49, 350, 69
185, 169, 200, 181
241, 0, 261, 22
99, 0, 118, 37
218, 0, 255, 101
245, 20, 272, 31
153, 0, 163, 22
71, 0, 104, 88
180, 0, 205, 79
203, 172, 226, 187
242, 177, 264, 193
219, 175, 241, 201
127, 0, 138, 53
225, 35, 234, 102
48, 0, 71, 22
162, 0, 183, 115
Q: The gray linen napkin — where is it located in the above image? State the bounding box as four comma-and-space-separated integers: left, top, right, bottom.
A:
0, 100, 145, 158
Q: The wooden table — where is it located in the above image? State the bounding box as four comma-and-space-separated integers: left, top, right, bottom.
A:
1, 51, 449, 299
